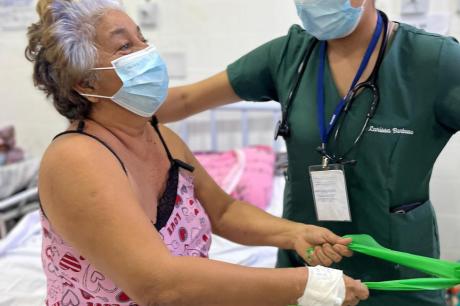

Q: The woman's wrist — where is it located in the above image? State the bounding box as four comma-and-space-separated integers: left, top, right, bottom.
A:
292, 267, 310, 302
297, 266, 345, 306
288, 223, 311, 250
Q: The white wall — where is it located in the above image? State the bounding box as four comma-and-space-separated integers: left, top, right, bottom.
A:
0, 0, 459, 260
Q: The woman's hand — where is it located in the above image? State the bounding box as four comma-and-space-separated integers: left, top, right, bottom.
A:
343, 275, 369, 306
292, 224, 353, 266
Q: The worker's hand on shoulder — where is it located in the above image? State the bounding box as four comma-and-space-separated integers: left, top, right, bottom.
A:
292, 224, 353, 267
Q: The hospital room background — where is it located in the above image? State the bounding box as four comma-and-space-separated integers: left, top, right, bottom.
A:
0, 0, 460, 305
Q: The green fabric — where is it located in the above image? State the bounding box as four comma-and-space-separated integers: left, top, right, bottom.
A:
344, 234, 460, 290
365, 279, 460, 291
228, 19, 460, 306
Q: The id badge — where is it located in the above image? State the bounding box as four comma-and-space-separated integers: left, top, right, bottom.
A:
309, 164, 352, 222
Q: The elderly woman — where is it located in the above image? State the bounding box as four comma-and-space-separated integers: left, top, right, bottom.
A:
26, 1, 368, 305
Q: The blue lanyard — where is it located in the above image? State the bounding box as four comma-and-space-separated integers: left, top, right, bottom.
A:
317, 13, 383, 146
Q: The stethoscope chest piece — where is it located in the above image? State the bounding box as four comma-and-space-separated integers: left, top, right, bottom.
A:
274, 120, 290, 140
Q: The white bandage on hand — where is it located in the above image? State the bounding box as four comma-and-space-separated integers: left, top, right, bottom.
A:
297, 266, 345, 306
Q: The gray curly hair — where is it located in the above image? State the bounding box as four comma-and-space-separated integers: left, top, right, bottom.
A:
25, 0, 124, 120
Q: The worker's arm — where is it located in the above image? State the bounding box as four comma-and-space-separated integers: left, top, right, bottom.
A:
156, 71, 240, 123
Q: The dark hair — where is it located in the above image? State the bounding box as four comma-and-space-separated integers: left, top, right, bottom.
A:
25, 0, 122, 120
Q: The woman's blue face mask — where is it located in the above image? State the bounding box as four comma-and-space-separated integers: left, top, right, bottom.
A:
295, 0, 366, 41
81, 45, 169, 118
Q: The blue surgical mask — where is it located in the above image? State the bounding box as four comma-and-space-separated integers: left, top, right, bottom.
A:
295, 0, 365, 41
81, 45, 169, 117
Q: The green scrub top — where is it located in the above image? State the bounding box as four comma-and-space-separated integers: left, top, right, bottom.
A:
227, 21, 460, 306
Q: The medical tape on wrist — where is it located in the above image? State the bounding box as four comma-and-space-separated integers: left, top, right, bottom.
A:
297, 266, 345, 306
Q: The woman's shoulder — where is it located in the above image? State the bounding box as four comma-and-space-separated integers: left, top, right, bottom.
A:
39, 131, 133, 214
40, 132, 125, 184
43, 132, 112, 163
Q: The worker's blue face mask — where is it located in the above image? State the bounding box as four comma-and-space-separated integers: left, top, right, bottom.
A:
294, 0, 365, 41
81, 45, 169, 118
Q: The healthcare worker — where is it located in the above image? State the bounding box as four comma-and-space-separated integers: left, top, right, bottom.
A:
157, 0, 460, 305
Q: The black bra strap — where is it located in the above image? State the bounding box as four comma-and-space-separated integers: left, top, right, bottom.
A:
53, 121, 128, 174
77, 120, 85, 132
150, 116, 174, 162
150, 116, 195, 172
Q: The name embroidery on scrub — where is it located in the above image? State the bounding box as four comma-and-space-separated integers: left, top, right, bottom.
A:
368, 126, 414, 135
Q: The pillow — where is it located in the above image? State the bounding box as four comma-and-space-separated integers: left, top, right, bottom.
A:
195, 146, 275, 210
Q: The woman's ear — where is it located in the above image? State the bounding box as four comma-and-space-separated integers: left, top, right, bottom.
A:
75, 78, 95, 91
74, 78, 99, 103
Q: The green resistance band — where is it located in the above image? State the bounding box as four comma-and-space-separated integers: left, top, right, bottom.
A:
305, 234, 460, 291
288, 235, 460, 306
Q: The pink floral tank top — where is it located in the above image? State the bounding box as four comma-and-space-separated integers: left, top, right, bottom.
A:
41, 118, 212, 306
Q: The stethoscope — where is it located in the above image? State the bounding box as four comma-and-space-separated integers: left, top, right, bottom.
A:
275, 11, 391, 164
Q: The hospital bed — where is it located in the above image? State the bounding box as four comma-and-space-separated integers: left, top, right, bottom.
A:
0, 102, 287, 306
0, 157, 40, 238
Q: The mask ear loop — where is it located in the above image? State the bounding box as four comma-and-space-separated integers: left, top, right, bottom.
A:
78, 93, 113, 99
90, 67, 115, 71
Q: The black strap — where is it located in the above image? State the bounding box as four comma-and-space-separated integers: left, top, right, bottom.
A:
150, 116, 193, 230
368, 11, 390, 83
77, 120, 85, 132
150, 116, 195, 172
150, 116, 174, 163
276, 38, 319, 140
284, 38, 319, 122
53, 121, 128, 174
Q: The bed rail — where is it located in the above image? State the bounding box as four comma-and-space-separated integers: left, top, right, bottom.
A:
0, 187, 39, 237
177, 101, 283, 152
